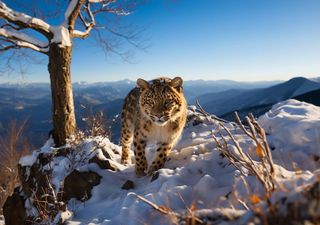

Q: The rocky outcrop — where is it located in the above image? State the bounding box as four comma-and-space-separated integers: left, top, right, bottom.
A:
3, 137, 120, 225
3, 188, 28, 225
121, 180, 134, 190
63, 170, 101, 201
89, 156, 118, 171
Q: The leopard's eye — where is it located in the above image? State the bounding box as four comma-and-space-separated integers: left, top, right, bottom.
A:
164, 100, 171, 107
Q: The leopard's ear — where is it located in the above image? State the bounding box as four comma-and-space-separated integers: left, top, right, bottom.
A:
137, 78, 149, 89
169, 77, 183, 88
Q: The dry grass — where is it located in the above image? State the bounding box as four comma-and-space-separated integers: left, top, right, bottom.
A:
213, 112, 276, 206
192, 105, 320, 224
29, 174, 66, 225
0, 119, 31, 214
80, 107, 111, 138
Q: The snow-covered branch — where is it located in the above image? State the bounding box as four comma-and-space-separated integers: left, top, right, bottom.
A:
87, 0, 130, 15
72, 1, 95, 39
92, 7, 131, 16
0, 1, 51, 38
65, 0, 85, 29
88, 0, 113, 3
0, 27, 48, 53
0, 28, 47, 47
72, 26, 93, 39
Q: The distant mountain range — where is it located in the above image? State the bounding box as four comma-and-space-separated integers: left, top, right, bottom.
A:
202, 77, 320, 121
0, 77, 319, 147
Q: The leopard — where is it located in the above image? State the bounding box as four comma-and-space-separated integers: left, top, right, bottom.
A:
120, 77, 187, 176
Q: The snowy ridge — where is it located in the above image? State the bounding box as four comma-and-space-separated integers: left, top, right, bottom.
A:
18, 99, 320, 224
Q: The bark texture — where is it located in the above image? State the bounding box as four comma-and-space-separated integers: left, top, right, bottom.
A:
48, 44, 76, 146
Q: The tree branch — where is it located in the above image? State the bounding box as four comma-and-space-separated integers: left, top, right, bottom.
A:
1, 22, 26, 31
0, 42, 17, 51
0, 27, 47, 47
72, 1, 95, 39
0, 1, 51, 38
0, 28, 48, 53
65, 0, 85, 30
88, 0, 115, 3
92, 7, 130, 16
72, 26, 93, 39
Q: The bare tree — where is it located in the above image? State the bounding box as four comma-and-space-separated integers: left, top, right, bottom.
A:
0, 0, 142, 146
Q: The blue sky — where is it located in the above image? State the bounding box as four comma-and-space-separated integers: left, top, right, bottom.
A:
1, 0, 320, 83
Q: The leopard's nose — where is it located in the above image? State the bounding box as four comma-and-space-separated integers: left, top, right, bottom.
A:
156, 115, 166, 122
154, 114, 163, 119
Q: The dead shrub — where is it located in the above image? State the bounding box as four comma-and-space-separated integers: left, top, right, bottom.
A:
0, 119, 31, 214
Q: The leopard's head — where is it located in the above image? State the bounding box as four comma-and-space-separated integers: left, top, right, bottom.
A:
137, 77, 186, 126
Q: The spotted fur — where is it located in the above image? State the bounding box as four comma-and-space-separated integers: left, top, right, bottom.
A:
120, 77, 187, 176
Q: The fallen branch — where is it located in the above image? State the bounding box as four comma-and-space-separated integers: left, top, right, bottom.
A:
134, 194, 204, 224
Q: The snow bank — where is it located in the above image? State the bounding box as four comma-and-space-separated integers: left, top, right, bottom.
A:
62, 100, 319, 224
259, 99, 320, 171
15, 100, 320, 225
50, 26, 72, 47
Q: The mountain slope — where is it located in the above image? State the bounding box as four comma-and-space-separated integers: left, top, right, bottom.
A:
293, 88, 320, 106
0, 79, 280, 147
0, 77, 317, 147
184, 79, 280, 103
201, 77, 320, 117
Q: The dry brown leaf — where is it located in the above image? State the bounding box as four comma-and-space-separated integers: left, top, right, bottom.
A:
256, 143, 264, 159
249, 194, 261, 205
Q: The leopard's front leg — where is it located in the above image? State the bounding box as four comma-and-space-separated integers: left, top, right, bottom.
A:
147, 142, 172, 176
134, 129, 148, 177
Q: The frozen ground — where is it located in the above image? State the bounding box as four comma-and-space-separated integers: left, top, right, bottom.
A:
18, 99, 320, 225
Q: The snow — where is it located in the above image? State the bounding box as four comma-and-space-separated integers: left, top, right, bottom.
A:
18, 100, 320, 224
0, 1, 51, 52
1, 0, 74, 49
0, 28, 48, 48
50, 26, 72, 47
64, 0, 79, 21
258, 99, 320, 171
19, 138, 54, 167
0, 1, 50, 32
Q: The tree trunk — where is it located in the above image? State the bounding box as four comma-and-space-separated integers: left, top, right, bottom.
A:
48, 44, 76, 146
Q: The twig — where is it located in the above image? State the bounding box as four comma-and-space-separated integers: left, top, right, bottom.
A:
135, 194, 171, 215
195, 100, 230, 124
214, 112, 277, 204
134, 194, 204, 224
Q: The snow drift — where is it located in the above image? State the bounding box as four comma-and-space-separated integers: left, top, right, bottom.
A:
3, 99, 320, 225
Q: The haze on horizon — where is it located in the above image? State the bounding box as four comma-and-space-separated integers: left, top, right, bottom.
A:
0, 0, 319, 83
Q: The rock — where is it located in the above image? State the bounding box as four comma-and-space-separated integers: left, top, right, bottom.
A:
55, 147, 72, 157
63, 170, 101, 201
150, 171, 160, 182
121, 180, 134, 190
18, 163, 50, 198
3, 188, 28, 225
101, 149, 112, 159
89, 155, 118, 171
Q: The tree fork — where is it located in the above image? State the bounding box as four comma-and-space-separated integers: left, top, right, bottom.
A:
48, 44, 76, 146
